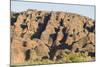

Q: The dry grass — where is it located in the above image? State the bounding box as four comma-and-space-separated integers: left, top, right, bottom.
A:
11, 52, 95, 67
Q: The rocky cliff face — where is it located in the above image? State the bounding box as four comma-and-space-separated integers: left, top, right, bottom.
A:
11, 9, 95, 65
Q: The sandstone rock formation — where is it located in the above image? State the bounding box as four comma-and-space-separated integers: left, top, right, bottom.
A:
11, 9, 95, 65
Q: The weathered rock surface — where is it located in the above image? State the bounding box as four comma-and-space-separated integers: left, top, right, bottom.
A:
11, 9, 95, 64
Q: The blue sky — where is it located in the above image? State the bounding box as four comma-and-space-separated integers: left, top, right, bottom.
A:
11, 1, 95, 19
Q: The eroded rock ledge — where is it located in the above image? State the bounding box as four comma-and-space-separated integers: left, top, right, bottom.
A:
11, 9, 95, 65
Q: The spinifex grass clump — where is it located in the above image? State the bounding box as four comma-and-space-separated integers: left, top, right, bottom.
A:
11, 52, 94, 67
23, 52, 94, 65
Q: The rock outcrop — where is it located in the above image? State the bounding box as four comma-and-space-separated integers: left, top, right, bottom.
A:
11, 9, 95, 65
